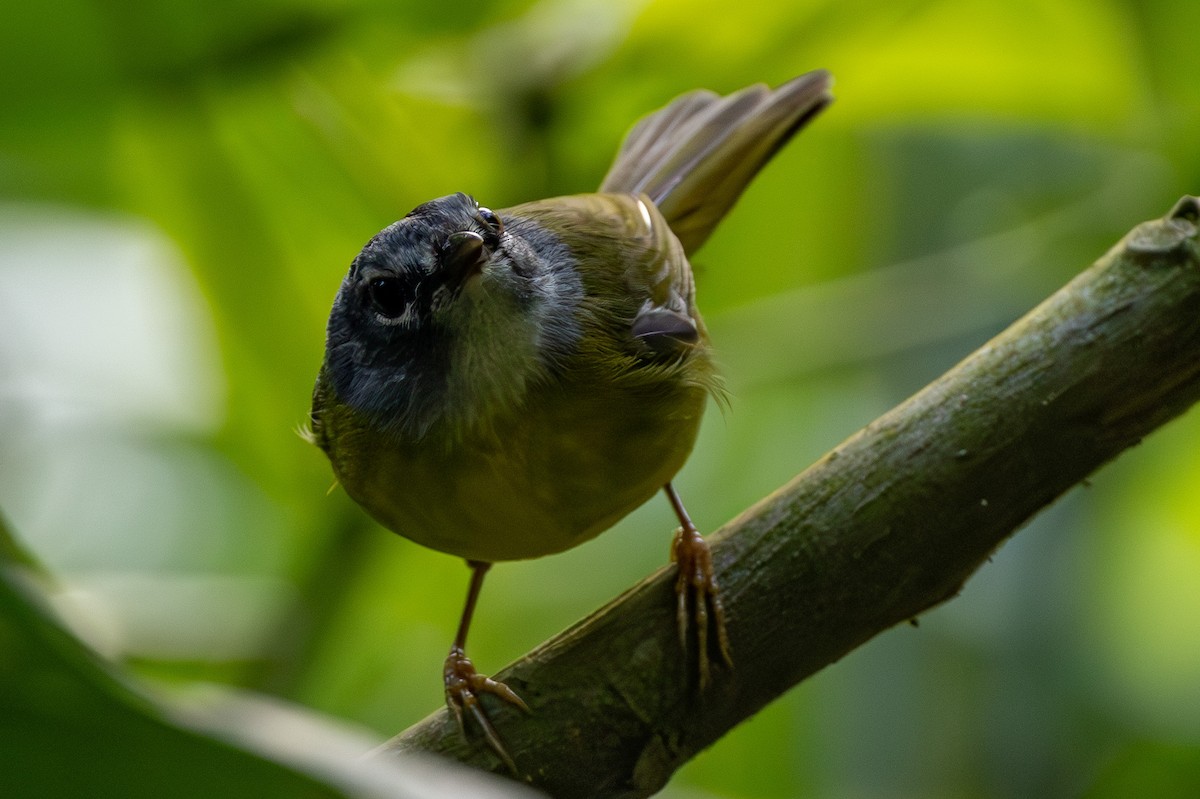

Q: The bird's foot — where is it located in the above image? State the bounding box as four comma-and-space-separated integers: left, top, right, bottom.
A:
671, 524, 733, 690
444, 647, 528, 774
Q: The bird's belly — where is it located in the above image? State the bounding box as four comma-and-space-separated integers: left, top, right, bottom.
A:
346, 385, 708, 562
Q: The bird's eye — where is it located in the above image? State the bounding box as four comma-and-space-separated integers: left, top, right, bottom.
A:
366, 277, 409, 319
477, 206, 503, 244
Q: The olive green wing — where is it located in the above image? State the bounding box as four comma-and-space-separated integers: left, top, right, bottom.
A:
616, 194, 703, 359
512, 193, 706, 365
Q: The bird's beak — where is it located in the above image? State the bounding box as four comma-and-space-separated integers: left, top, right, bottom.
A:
443, 231, 490, 288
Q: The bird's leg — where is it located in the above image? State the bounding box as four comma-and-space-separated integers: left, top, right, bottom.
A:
665, 483, 732, 689
443, 560, 528, 774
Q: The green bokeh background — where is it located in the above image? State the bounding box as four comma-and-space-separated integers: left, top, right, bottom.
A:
2, 0, 1199, 796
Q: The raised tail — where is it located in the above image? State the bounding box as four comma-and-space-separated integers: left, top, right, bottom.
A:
599, 70, 833, 256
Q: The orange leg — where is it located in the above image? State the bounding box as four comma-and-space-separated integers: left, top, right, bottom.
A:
665, 483, 733, 689
443, 560, 528, 773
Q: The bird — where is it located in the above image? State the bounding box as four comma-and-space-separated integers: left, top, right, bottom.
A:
308, 70, 833, 771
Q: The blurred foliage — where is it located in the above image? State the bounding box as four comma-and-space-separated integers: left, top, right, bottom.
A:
2, 0, 1199, 796
0, 515, 350, 798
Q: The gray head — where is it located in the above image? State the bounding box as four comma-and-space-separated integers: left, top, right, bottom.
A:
321, 192, 582, 442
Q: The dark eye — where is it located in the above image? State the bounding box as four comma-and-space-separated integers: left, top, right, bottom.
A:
366, 277, 409, 318
477, 206, 503, 244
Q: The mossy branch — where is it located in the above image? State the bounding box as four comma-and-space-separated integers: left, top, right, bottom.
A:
374, 197, 1200, 798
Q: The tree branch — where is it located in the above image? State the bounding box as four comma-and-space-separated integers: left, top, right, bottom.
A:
373, 197, 1200, 798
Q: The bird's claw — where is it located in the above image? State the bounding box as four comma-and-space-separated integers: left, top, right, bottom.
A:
671, 524, 733, 690
444, 647, 528, 774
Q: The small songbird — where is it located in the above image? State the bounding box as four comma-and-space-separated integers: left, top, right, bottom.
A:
309, 70, 833, 770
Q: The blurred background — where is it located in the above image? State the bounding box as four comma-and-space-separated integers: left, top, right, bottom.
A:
2, 0, 1199, 796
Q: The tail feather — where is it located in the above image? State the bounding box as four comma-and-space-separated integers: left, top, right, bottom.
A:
599, 70, 833, 255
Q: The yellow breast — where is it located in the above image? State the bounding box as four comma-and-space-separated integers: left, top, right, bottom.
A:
327, 370, 709, 562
